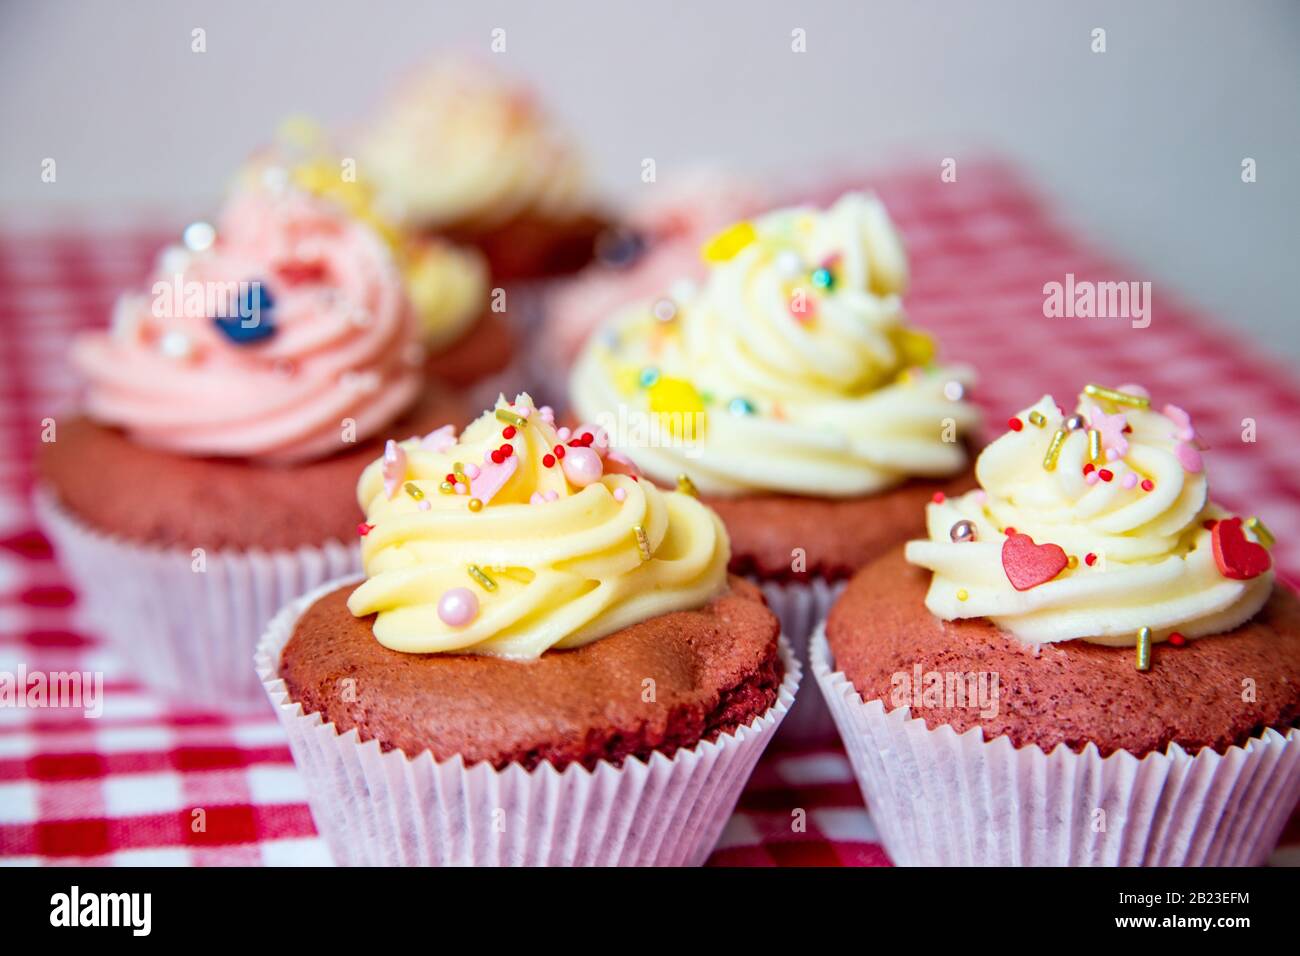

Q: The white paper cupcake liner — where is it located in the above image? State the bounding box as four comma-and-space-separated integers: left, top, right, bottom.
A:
34, 487, 359, 710
257, 576, 801, 866
811, 626, 1300, 866
758, 577, 846, 743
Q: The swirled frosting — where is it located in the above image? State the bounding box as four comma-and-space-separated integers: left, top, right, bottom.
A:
570, 192, 980, 496
348, 393, 730, 658
905, 386, 1275, 645
359, 57, 589, 232
72, 183, 423, 463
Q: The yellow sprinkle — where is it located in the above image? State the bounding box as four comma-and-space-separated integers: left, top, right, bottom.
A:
1083, 384, 1150, 409
1136, 626, 1152, 671
1028, 410, 1047, 428
404, 481, 424, 501
676, 474, 699, 498
1067, 555, 1078, 569
1042, 428, 1067, 471
453, 462, 465, 475
1088, 428, 1102, 463
891, 327, 937, 368
701, 221, 757, 263
468, 498, 483, 513
439, 481, 455, 495
467, 565, 497, 591
495, 408, 527, 428
632, 525, 652, 562
956, 589, 969, 602
1245, 516, 1274, 549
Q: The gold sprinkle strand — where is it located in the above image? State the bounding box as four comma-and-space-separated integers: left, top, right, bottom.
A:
1136, 626, 1152, 671
1084, 384, 1151, 409
468, 565, 497, 591
1042, 428, 1067, 471
404, 481, 425, 501
1027, 410, 1047, 428
439, 481, 455, 494
495, 408, 527, 428
632, 525, 652, 561
1088, 428, 1102, 463
676, 474, 698, 497
1245, 516, 1274, 549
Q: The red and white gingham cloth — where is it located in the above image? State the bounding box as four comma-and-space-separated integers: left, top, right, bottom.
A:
1, 161, 1298, 866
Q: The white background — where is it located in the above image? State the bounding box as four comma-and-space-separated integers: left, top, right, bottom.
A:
2, 1, 1297, 356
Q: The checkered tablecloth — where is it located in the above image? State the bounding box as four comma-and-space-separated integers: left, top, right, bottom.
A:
1, 161, 1297, 866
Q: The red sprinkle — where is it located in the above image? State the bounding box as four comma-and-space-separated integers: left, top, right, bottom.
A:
357, 523, 374, 537
1005, 526, 1017, 535
932, 492, 946, 504
445, 473, 457, 484
502, 425, 517, 439
490, 450, 504, 464
1141, 479, 1154, 492
553, 444, 566, 459
500, 444, 513, 458
1098, 469, 1114, 482
1008, 417, 1023, 432
1083, 463, 1095, 475
1168, 632, 1187, 647
1084, 552, 1097, 566
542, 454, 556, 468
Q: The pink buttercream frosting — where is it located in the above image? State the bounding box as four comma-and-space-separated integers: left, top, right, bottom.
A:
73, 186, 423, 463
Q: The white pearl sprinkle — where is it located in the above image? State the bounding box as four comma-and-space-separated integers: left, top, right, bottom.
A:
159, 330, 193, 360
182, 221, 216, 253
774, 250, 804, 279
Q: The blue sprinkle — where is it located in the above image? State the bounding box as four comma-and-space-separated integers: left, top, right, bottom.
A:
728, 397, 756, 416
811, 267, 834, 290
213, 281, 276, 344
639, 366, 661, 388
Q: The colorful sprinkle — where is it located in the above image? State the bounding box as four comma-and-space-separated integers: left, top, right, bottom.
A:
956, 589, 969, 602
561, 446, 604, 487
404, 481, 424, 501
632, 524, 652, 561
467, 565, 496, 591
729, 397, 756, 416
1083, 384, 1150, 409
1008, 417, 1023, 432
1064, 413, 1088, 432
613, 487, 627, 502
437, 587, 479, 627
1136, 627, 1152, 671
932, 492, 946, 504
943, 381, 966, 402
1084, 552, 1098, 566
468, 498, 483, 513
1168, 632, 1187, 647
949, 520, 977, 543
1245, 516, 1275, 549
651, 298, 677, 322
542, 454, 556, 468
1042, 428, 1067, 471
1088, 428, 1102, 463
811, 266, 834, 290
1027, 410, 1047, 428
639, 366, 662, 388
357, 522, 373, 537
502, 425, 517, 439
701, 221, 757, 262
495, 408, 527, 428
439, 481, 454, 494
676, 474, 699, 497
1141, 478, 1155, 492
1121, 472, 1138, 490
1098, 468, 1113, 482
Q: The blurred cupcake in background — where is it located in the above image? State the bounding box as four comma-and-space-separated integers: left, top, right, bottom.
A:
257, 392, 798, 865
537, 167, 769, 401
252, 119, 522, 404
357, 56, 608, 283
35, 171, 466, 708
571, 192, 981, 737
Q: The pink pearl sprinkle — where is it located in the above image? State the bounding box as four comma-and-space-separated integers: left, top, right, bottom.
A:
417, 500, 431, 511
557, 427, 571, 441
437, 587, 478, 627
1085, 471, 1100, 485
454, 482, 466, 494
544, 490, 559, 502
513, 404, 531, 418
464, 463, 480, 479
613, 488, 627, 502
1121, 472, 1138, 489
530, 492, 545, 505
561, 446, 604, 487
972, 490, 988, 504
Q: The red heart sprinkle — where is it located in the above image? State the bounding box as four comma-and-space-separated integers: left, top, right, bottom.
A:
1211, 517, 1271, 580
1002, 532, 1069, 591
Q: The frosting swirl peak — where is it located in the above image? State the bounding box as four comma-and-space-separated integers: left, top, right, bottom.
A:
905, 386, 1274, 645
349, 394, 729, 658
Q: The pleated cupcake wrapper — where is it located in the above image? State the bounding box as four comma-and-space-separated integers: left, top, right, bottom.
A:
256, 576, 801, 866
34, 487, 359, 710
811, 626, 1300, 866
758, 577, 846, 743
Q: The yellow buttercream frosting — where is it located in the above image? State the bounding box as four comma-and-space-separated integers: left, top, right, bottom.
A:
570, 192, 980, 496
349, 394, 730, 658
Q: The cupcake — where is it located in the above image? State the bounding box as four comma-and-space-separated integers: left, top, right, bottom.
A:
570, 192, 981, 736
537, 168, 768, 398
257, 393, 798, 865
252, 122, 521, 402
815, 384, 1300, 865
357, 56, 607, 282
35, 177, 466, 707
